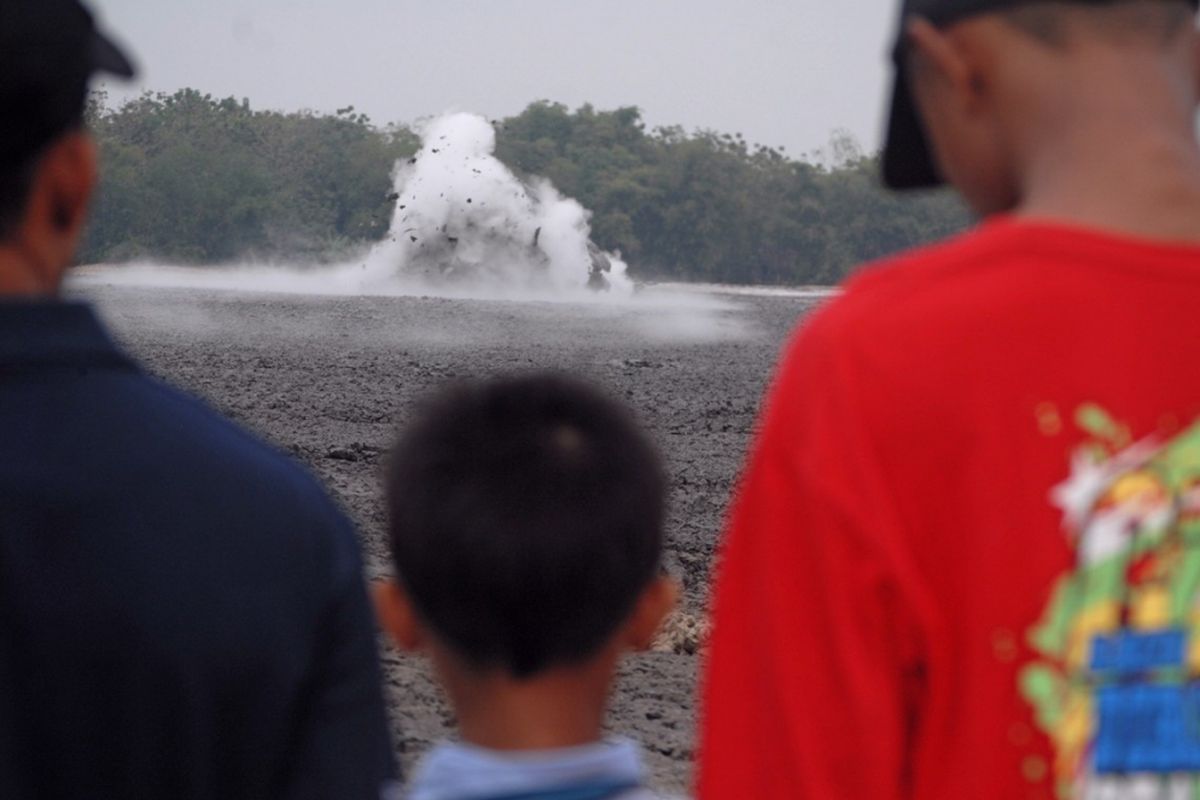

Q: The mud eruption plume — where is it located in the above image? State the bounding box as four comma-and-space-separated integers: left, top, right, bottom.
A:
363, 112, 631, 294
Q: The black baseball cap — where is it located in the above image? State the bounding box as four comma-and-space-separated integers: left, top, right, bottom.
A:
0, 0, 136, 164
882, 0, 1200, 190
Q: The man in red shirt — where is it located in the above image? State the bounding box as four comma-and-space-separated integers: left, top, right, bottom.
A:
700, 1, 1200, 798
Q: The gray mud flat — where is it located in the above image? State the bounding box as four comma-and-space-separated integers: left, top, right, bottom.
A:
74, 281, 824, 792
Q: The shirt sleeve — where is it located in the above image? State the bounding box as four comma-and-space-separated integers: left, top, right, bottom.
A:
699, 313, 926, 799
279, 507, 398, 800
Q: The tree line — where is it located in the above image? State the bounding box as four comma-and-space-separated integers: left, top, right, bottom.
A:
81, 90, 968, 285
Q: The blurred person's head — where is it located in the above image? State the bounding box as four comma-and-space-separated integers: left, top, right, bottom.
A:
375, 373, 675, 750
0, 0, 133, 296
884, 0, 1200, 215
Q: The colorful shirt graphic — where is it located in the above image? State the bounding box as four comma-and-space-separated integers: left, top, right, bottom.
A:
1023, 405, 1200, 798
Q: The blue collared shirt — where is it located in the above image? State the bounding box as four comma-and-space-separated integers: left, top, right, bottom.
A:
405, 738, 663, 800
0, 301, 396, 798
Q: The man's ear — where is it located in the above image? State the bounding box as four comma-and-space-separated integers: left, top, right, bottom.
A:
906, 17, 978, 111
8, 131, 98, 294
624, 576, 680, 652
39, 131, 97, 240
372, 579, 426, 652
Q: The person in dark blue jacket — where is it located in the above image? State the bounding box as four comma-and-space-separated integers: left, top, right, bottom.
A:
0, 2, 397, 797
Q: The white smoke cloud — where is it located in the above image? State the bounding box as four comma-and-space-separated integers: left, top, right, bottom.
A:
75, 112, 659, 304
358, 112, 632, 295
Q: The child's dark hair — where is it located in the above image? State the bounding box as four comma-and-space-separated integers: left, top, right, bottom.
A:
386, 372, 666, 680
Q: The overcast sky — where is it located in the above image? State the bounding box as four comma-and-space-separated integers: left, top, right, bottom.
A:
90, 1, 897, 158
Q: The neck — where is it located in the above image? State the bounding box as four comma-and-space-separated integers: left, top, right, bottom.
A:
438, 651, 617, 752
1015, 52, 1200, 241
0, 248, 61, 298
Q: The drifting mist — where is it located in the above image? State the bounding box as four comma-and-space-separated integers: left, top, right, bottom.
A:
77, 112, 637, 302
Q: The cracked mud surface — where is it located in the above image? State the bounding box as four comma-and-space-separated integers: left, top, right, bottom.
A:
74, 280, 824, 792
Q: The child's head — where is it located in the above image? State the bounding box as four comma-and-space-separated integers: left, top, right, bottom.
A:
377, 372, 673, 685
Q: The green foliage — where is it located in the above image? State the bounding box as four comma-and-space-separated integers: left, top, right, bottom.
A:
82, 92, 967, 284
495, 101, 968, 284
81, 90, 419, 263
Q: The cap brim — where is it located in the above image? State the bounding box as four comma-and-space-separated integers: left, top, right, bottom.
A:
881, 70, 941, 191
90, 30, 135, 79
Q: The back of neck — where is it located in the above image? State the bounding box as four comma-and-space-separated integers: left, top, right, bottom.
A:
0, 249, 60, 298
444, 659, 615, 752
1015, 60, 1200, 243
1019, 127, 1200, 243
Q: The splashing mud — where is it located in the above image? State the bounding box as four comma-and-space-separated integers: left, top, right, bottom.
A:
74, 112, 635, 303
361, 112, 631, 295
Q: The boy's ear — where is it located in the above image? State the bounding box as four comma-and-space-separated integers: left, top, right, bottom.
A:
1192, 27, 1200, 106
372, 579, 426, 652
906, 17, 976, 110
625, 576, 680, 652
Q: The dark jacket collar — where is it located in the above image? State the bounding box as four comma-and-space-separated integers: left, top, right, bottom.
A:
0, 301, 136, 370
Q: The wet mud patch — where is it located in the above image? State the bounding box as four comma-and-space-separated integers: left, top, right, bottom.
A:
76, 283, 823, 792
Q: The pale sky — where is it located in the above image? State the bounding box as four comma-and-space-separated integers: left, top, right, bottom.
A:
90, 0, 898, 159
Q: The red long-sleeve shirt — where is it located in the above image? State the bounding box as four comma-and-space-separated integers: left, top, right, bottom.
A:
701, 217, 1200, 799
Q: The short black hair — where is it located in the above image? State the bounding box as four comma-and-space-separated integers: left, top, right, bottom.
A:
1001, 0, 1194, 48
386, 372, 666, 680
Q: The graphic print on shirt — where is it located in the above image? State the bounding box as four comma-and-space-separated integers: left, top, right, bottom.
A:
1021, 405, 1200, 799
